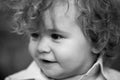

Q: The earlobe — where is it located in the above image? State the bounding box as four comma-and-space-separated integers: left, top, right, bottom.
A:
91, 47, 100, 54
91, 39, 107, 55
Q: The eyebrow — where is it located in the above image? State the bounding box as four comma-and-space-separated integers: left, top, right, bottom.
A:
47, 28, 69, 35
48, 28, 62, 33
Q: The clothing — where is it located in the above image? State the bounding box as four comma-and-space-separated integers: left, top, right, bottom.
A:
5, 57, 120, 80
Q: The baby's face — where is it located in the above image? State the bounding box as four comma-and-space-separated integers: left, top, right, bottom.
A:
29, 0, 94, 79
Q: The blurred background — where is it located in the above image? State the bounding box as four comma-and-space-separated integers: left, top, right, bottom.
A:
0, 2, 120, 80
0, 5, 32, 80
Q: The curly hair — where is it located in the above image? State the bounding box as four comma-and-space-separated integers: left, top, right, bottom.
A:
77, 0, 120, 66
4, 0, 120, 66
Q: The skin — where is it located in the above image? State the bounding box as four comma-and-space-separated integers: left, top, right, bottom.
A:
29, 0, 96, 80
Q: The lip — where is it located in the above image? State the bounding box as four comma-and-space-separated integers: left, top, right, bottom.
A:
37, 59, 58, 69
36, 55, 57, 64
38, 58, 57, 63
41, 59, 57, 63
37, 56, 57, 63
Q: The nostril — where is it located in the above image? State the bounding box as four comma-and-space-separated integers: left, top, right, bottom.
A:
40, 50, 45, 53
37, 48, 51, 54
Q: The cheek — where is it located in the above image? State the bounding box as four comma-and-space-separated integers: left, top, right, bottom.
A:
28, 40, 38, 57
52, 42, 80, 65
52, 39, 91, 67
53, 47, 82, 73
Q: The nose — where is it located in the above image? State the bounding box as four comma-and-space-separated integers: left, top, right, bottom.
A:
37, 37, 51, 54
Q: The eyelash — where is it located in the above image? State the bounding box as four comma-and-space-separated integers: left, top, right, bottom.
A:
51, 33, 64, 40
30, 32, 65, 41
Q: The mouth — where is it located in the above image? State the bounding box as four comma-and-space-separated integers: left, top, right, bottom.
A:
41, 59, 57, 63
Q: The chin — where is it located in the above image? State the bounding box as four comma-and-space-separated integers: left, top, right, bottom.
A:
42, 69, 65, 79
43, 69, 75, 80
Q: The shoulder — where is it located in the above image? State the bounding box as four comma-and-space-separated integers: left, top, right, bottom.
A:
5, 61, 42, 80
5, 69, 28, 80
104, 67, 120, 80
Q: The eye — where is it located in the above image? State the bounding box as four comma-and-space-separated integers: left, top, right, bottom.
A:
51, 33, 64, 40
30, 32, 40, 39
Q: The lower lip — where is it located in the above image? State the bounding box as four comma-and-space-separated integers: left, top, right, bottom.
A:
39, 60, 58, 68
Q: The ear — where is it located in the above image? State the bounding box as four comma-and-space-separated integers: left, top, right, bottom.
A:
91, 33, 108, 54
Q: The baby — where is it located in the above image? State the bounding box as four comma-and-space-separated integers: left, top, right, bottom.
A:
5, 0, 120, 80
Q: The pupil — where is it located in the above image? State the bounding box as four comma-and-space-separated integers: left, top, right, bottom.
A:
31, 33, 39, 38
52, 34, 59, 39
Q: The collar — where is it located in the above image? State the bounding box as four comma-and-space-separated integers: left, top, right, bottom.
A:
78, 55, 107, 80
20, 56, 107, 80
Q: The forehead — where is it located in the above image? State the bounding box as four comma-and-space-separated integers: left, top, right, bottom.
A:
43, 0, 80, 30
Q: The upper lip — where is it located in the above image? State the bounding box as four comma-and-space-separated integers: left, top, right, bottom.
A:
36, 54, 57, 62
38, 57, 57, 62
